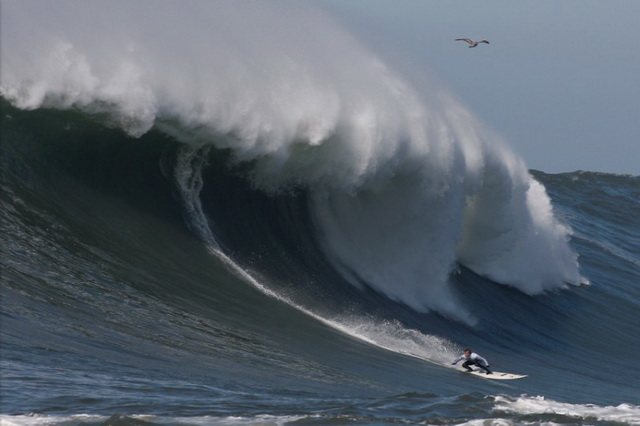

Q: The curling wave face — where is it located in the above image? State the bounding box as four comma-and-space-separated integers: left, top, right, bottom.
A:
1, 0, 584, 320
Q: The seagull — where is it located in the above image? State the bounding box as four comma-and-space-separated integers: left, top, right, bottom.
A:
456, 38, 490, 48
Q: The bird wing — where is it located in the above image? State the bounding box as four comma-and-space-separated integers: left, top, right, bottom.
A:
479, 40, 490, 44
455, 38, 473, 44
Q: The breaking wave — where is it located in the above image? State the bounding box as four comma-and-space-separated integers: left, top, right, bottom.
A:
1, 0, 584, 323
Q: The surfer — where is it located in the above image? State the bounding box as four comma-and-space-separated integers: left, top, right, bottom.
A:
452, 349, 492, 374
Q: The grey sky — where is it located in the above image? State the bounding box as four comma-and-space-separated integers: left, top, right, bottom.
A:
317, 0, 640, 175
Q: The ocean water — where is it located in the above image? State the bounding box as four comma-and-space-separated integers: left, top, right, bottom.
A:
1, 2, 639, 425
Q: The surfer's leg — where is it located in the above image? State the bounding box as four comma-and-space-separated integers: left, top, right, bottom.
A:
479, 364, 492, 374
462, 360, 473, 372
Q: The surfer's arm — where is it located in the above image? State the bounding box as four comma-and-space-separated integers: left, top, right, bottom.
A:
474, 355, 489, 366
452, 355, 464, 364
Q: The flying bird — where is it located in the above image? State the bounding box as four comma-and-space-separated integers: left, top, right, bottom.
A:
455, 38, 490, 48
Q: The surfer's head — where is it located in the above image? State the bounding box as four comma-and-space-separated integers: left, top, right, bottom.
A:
464, 349, 472, 356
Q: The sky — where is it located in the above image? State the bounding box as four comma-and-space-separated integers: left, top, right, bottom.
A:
317, 0, 640, 175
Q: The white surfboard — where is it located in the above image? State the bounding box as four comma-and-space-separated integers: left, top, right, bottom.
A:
466, 367, 527, 380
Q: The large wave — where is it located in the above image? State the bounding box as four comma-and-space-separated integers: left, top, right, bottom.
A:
1, 0, 585, 321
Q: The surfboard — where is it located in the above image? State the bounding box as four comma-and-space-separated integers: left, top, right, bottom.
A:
465, 367, 527, 380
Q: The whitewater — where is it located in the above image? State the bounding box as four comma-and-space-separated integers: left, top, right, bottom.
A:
2, 1, 639, 425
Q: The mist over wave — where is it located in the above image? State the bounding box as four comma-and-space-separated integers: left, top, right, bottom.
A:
1, 0, 584, 320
